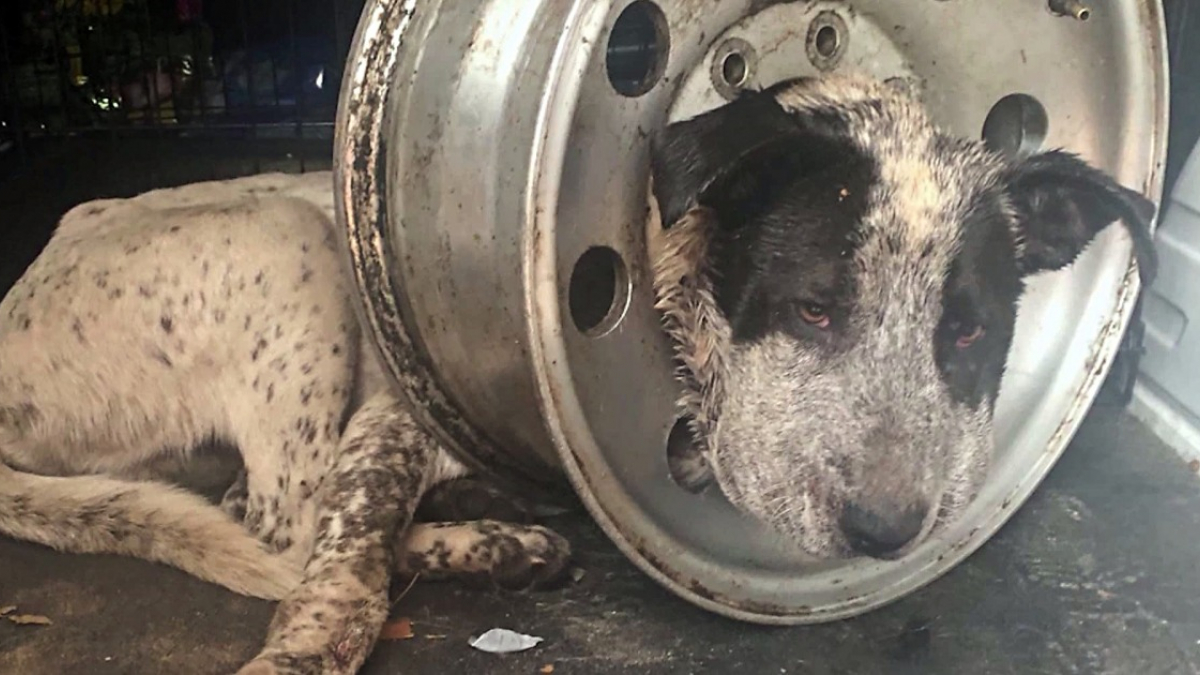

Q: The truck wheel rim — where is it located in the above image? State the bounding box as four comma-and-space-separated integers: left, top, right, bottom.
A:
335, 0, 1168, 623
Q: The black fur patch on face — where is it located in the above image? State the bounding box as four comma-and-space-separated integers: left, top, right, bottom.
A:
708, 138, 876, 348
934, 191, 1023, 408
930, 148, 1160, 411
651, 81, 878, 350
651, 79, 850, 229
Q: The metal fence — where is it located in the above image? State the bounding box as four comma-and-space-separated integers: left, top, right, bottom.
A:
0, 0, 364, 159
4, 0, 1197, 188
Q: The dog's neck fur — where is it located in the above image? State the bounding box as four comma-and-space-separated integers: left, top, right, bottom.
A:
648, 199, 729, 489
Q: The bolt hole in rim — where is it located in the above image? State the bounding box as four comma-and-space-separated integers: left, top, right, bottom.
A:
982, 93, 1051, 158
336, 0, 1167, 626
569, 246, 632, 337
666, 416, 710, 493
605, 0, 671, 97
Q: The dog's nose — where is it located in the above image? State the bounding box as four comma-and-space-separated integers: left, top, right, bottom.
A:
840, 501, 927, 558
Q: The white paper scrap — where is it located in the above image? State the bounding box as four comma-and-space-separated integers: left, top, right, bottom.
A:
469, 628, 544, 654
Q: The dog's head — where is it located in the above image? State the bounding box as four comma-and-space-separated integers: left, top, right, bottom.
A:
650, 75, 1156, 560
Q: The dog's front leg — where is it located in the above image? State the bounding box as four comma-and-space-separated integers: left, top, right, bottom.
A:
237, 392, 456, 675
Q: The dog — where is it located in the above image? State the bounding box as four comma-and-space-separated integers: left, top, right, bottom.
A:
0, 74, 1156, 673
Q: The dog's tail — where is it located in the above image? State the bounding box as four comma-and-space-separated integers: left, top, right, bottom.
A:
0, 463, 301, 600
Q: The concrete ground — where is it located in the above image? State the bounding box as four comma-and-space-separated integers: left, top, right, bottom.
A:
2, 139, 1199, 675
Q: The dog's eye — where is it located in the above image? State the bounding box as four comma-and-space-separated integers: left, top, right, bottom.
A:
955, 324, 985, 349
797, 302, 830, 329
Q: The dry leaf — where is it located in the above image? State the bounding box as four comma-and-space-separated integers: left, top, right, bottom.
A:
7, 614, 52, 626
379, 618, 413, 641
0, 606, 15, 617
540, 665, 555, 673
569, 567, 586, 583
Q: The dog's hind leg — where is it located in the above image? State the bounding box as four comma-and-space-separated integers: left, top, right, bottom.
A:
226, 324, 357, 561
236, 392, 460, 675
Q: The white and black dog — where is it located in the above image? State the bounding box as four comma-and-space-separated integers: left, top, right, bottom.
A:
650, 75, 1156, 561
0, 74, 1156, 673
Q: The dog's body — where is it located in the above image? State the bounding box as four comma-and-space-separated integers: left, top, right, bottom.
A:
0, 172, 570, 674
0, 74, 1156, 673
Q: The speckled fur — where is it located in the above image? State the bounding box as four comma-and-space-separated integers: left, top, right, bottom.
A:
649, 73, 1156, 559
721, 77, 1000, 557
0, 172, 570, 674
647, 202, 725, 492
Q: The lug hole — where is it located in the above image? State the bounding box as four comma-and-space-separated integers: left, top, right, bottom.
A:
807, 11, 848, 70
721, 52, 748, 88
710, 38, 757, 101
815, 25, 839, 58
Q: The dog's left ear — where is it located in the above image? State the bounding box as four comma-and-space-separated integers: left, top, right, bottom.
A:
1004, 150, 1159, 284
650, 81, 831, 228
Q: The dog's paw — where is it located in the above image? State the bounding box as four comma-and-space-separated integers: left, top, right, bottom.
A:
481, 524, 572, 591
396, 521, 572, 592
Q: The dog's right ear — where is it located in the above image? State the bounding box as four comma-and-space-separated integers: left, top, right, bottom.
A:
1003, 150, 1159, 284
650, 87, 814, 228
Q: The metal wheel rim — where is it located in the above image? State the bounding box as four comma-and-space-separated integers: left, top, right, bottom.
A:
335, 0, 1168, 623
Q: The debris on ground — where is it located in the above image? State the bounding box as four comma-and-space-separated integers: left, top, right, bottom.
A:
469, 628, 543, 654
540, 665, 555, 673
569, 567, 586, 583
1188, 459, 1199, 474
379, 618, 414, 641
7, 615, 53, 626
1, 605, 52, 626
